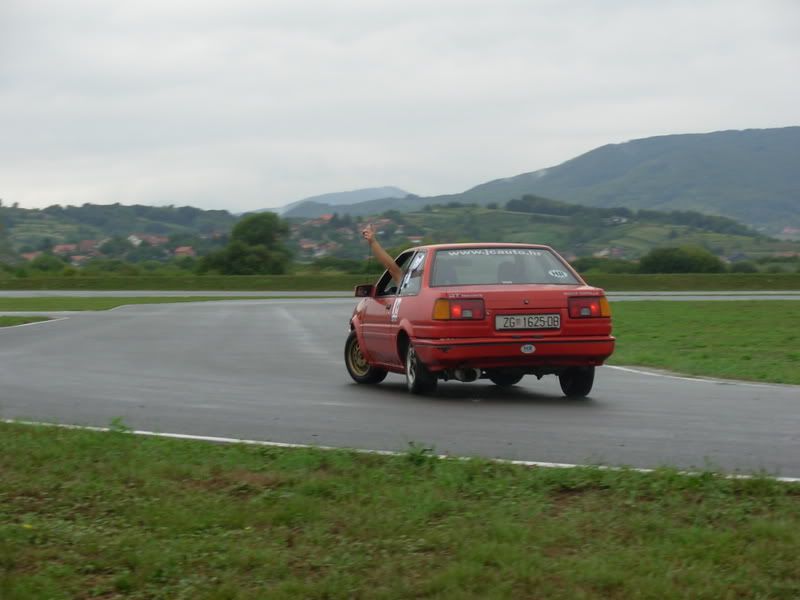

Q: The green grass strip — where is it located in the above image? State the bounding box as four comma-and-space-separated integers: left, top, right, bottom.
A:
0, 316, 50, 327
2, 422, 799, 600
587, 272, 800, 291
610, 300, 800, 384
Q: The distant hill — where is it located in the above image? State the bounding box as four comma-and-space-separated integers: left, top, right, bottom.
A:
290, 199, 800, 263
282, 127, 800, 233
467, 127, 800, 232
0, 203, 237, 252
276, 186, 412, 217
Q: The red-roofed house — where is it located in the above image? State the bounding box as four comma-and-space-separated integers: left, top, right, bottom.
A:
173, 246, 196, 257
52, 244, 78, 255
78, 240, 100, 252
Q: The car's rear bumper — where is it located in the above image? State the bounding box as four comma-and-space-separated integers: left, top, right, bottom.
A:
413, 336, 615, 370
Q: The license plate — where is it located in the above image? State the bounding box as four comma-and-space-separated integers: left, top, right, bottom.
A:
495, 313, 560, 330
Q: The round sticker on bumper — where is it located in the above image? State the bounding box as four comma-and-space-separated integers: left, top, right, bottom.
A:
521, 344, 536, 354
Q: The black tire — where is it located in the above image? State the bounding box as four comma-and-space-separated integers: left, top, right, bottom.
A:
344, 331, 387, 384
559, 366, 595, 398
405, 343, 437, 394
488, 371, 524, 387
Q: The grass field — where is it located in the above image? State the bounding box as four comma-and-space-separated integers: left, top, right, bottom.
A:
0, 316, 49, 327
2, 422, 798, 600
609, 301, 800, 385
1, 272, 800, 291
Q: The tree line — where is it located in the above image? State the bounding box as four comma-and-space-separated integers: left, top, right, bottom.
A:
506, 195, 755, 236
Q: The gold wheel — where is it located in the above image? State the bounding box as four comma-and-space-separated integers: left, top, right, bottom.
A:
348, 337, 370, 377
344, 331, 387, 384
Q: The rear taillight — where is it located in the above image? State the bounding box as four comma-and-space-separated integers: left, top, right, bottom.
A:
433, 298, 485, 320
568, 296, 611, 319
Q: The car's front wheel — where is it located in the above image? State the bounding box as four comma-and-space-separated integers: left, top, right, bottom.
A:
406, 343, 437, 394
344, 331, 387, 384
559, 366, 595, 398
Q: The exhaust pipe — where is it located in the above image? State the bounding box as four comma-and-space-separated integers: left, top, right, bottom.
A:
453, 367, 481, 383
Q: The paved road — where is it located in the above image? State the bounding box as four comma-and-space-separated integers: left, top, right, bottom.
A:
2, 298, 798, 477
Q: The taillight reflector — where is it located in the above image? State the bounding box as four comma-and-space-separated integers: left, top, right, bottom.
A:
433, 298, 485, 320
568, 296, 611, 318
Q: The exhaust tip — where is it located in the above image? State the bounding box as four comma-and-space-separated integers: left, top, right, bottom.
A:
453, 367, 481, 383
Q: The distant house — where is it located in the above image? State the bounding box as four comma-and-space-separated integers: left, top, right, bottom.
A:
78, 239, 100, 253
21, 251, 43, 261
313, 241, 340, 258
128, 234, 169, 247
173, 246, 196, 257
140, 234, 169, 246
407, 236, 423, 244
69, 255, 90, 266
52, 244, 78, 255
298, 239, 318, 251
308, 214, 335, 227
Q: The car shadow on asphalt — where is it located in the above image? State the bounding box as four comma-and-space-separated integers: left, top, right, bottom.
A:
352, 379, 602, 408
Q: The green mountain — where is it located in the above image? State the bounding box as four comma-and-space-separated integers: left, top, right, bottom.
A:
0, 203, 237, 254
282, 127, 800, 234
292, 196, 800, 263
469, 127, 800, 232
279, 187, 412, 216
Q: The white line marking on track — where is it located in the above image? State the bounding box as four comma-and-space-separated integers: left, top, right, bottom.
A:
605, 365, 800, 389
5, 419, 799, 484
2, 317, 69, 328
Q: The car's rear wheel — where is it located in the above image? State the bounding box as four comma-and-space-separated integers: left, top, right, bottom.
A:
488, 370, 524, 387
406, 343, 437, 394
344, 331, 387, 384
559, 366, 595, 398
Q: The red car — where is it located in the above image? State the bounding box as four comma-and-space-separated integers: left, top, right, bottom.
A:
344, 243, 614, 396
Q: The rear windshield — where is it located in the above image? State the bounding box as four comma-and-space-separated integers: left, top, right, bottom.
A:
430, 248, 580, 286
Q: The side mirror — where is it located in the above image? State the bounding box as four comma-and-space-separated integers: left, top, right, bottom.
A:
354, 284, 375, 298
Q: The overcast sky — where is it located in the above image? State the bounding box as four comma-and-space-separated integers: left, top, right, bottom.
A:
1, 0, 798, 212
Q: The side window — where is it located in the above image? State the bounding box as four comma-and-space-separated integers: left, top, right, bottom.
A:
376, 251, 413, 296
399, 251, 426, 296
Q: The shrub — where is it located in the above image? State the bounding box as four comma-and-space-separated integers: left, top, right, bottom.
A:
29, 254, 67, 273
730, 261, 758, 273
639, 246, 726, 274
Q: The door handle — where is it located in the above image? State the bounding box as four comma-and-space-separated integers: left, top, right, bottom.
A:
385, 304, 392, 311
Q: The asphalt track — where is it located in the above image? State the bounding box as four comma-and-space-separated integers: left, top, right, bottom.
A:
2, 296, 799, 477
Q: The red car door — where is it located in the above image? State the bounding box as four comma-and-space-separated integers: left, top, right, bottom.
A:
360, 251, 414, 365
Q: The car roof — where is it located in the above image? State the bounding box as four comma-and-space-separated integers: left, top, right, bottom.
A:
408, 242, 554, 253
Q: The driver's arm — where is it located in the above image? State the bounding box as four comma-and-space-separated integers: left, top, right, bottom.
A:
362, 225, 403, 285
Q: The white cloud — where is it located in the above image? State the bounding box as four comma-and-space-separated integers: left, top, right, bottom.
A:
1, 0, 798, 211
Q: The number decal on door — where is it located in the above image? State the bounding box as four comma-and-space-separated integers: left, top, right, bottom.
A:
390, 298, 402, 322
